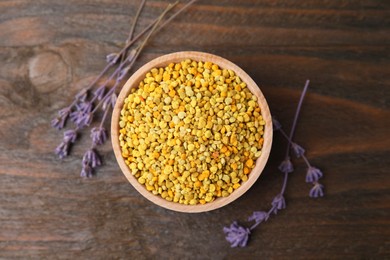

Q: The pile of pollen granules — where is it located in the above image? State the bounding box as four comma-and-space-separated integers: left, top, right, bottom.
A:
118, 59, 265, 205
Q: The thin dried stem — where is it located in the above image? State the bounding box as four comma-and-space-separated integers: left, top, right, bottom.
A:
128, 0, 147, 42
284, 80, 310, 158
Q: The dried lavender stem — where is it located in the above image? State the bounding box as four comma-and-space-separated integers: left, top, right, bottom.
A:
91, 2, 171, 115
117, 1, 178, 59
117, 0, 196, 57
127, 2, 173, 63
127, 0, 146, 42
59, 0, 190, 114
280, 80, 310, 195
67, 1, 174, 109
280, 172, 289, 194
120, 0, 147, 65
284, 80, 310, 158
155, 0, 197, 33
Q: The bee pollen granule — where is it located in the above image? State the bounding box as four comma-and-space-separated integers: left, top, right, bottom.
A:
118, 59, 265, 205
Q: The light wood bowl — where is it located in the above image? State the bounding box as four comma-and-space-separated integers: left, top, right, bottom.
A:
111, 51, 272, 213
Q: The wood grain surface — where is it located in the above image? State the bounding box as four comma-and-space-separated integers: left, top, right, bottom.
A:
0, 0, 389, 259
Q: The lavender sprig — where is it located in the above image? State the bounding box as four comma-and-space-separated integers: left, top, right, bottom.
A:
224, 80, 324, 247
273, 120, 325, 197
76, 2, 178, 178
53, 1, 197, 165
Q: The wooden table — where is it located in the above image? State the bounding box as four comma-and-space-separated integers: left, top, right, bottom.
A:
1, 0, 389, 258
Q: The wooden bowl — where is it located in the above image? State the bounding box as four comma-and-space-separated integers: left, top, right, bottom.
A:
111, 51, 272, 213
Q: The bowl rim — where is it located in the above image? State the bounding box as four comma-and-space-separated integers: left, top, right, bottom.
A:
111, 51, 273, 213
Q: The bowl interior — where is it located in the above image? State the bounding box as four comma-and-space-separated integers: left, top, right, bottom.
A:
111, 51, 272, 213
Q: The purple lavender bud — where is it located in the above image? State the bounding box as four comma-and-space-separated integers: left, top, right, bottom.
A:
102, 94, 117, 111
93, 85, 106, 101
70, 111, 93, 128
51, 107, 71, 130
306, 167, 323, 183
80, 163, 93, 178
223, 221, 250, 248
63, 129, 77, 143
91, 127, 108, 146
117, 65, 131, 82
82, 149, 102, 168
248, 211, 269, 224
291, 142, 305, 158
55, 141, 70, 159
70, 102, 93, 128
106, 53, 119, 65
77, 101, 93, 113
309, 183, 324, 198
271, 194, 286, 214
51, 117, 64, 130
278, 158, 294, 173
272, 117, 282, 131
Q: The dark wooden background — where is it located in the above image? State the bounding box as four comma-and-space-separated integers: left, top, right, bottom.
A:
1, 0, 389, 259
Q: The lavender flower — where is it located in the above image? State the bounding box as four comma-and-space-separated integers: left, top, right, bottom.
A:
93, 85, 106, 101
82, 149, 102, 168
291, 142, 305, 158
91, 127, 108, 146
70, 102, 93, 128
271, 194, 286, 214
309, 183, 324, 198
80, 163, 93, 178
278, 158, 294, 173
55, 130, 78, 159
117, 65, 131, 82
272, 117, 282, 131
51, 107, 71, 130
55, 141, 70, 159
306, 167, 323, 183
63, 129, 77, 143
223, 221, 250, 248
248, 211, 269, 225
102, 93, 118, 110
